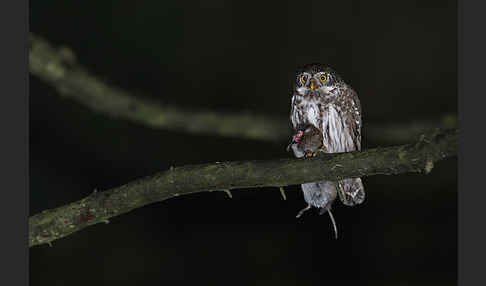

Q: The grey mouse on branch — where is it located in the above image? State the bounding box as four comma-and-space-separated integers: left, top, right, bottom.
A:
286, 123, 327, 157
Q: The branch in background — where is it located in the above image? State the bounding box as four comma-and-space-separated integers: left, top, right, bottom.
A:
29, 128, 458, 247
29, 33, 457, 143
364, 114, 457, 144
29, 33, 287, 141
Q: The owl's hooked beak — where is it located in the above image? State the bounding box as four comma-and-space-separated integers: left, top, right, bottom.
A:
309, 79, 318, 91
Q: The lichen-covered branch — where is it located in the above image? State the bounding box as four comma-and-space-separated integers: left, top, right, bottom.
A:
29, 128, 458, 247
29, 33, 457, 143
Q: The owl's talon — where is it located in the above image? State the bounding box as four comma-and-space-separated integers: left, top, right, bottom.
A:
304, 152, 316, 158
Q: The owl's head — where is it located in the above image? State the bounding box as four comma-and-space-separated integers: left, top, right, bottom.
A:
294, 63, 343, 96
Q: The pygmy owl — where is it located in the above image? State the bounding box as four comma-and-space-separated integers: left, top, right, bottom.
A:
289, 63, 365, 217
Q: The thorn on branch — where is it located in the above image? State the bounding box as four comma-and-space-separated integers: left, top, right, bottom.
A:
279, 187, 287, 200
424, 160, 434, 174
223, 189, 232, 199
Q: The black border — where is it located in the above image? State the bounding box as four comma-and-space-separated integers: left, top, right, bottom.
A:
2, 0, 480, 285
459, 0, 486, 285
0, 0, 28, 285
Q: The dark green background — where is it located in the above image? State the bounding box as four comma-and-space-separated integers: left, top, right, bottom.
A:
30, 1, 457, 285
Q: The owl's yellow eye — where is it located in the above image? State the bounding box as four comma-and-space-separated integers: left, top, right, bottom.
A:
300, 75, 307, 84
320, 74, 327, 82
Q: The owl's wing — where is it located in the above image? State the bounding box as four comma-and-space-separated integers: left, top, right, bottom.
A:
344, 89, 362, 151
341, 88, 362, 152
342, 89, 365, 205
290, 95, 299, 129
320, 90, 361, 153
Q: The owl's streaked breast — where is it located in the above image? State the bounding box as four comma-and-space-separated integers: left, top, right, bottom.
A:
321, 104, 356, 153
290, 95, 323, 129
290, 94, 358, 153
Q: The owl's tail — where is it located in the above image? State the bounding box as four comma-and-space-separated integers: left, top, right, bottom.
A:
337, 178, 365, 206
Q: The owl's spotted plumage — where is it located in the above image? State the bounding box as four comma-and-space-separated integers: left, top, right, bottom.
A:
290, 63, 365, 217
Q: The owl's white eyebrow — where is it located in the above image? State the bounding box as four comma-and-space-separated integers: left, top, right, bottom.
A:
296, 87, 307, 95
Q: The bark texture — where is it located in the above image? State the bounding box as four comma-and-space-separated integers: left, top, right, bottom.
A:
29, 128, 458, 247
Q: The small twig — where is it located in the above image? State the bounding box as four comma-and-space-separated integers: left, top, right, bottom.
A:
223, 190, 233, 199
279, 187, 287, 200
424, 160, 435, 174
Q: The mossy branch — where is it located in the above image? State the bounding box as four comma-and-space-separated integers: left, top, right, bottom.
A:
29, 128, 458, 247
29, 33, 457, 143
